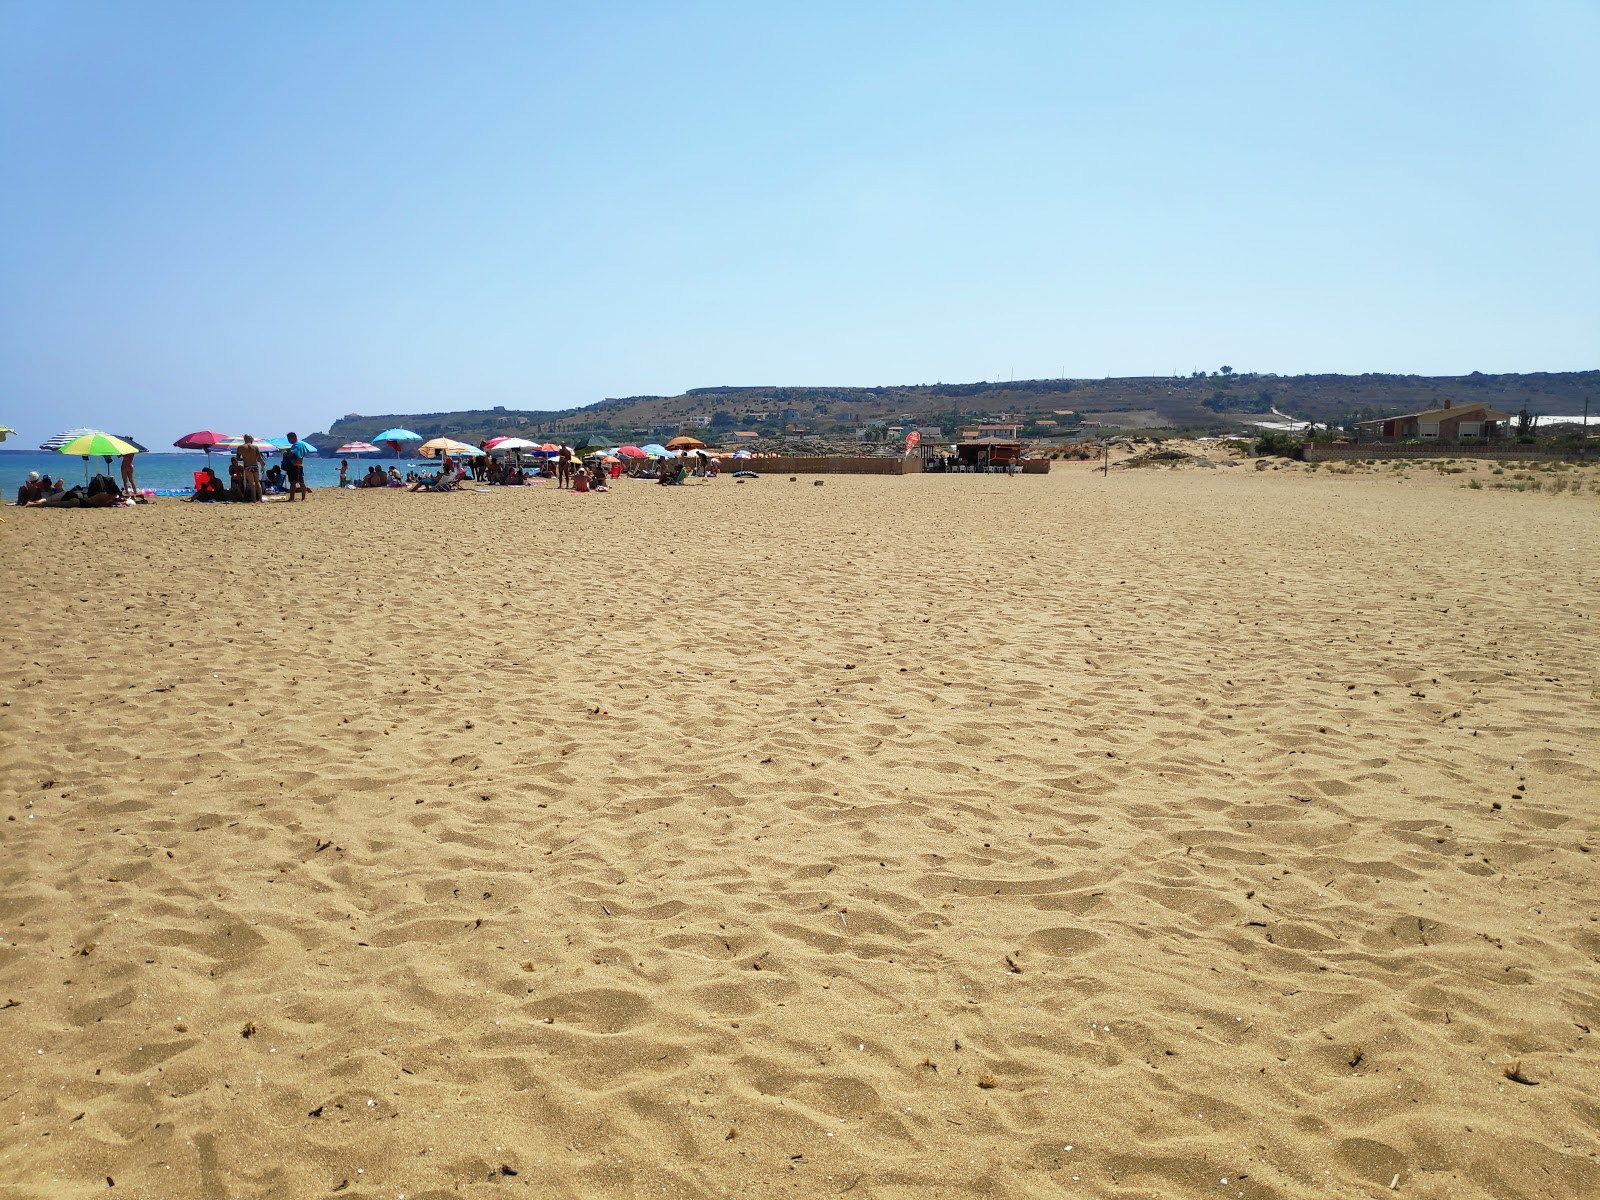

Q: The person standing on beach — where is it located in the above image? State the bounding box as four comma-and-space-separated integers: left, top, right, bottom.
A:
557, 445, 572, 489
119, 453, 137, 495
239, 434, 265, 501
338, 459, 349, 488
283, 432, 310, 501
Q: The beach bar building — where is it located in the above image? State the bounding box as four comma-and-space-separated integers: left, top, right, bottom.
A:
953, 436, 1022, 470
1355, 399, 1512, 445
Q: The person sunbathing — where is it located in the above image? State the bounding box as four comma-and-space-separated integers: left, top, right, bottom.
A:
190, 467, 228, 502
30, 475, 120, 508
15, 471, 47, 505
29, 485, 88, 508
409, 463, 462, 492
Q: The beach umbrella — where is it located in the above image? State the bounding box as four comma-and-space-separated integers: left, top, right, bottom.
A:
372, 427, 423, 457
174, 430, 229, 451
666, 435, 705, 450
54, 431, 138, 458
419, 437, 483, 458
55, 431, 140, 485
732, 450, 753, 459
336, 441, 382, 456
488, 436, 539, 452
270, 437, 317, 455
615, 445, 647, 459
214, 434, 275, 451
39, 427, 104, 451
642, 443, 672, 457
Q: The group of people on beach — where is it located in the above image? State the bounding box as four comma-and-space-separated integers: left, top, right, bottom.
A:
14, 468, 143, 508
174, 435, 729, 504
346, 463, 407, 488
190, 432, 311, 502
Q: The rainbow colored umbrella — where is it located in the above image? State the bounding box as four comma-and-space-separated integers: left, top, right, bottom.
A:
55, 431, 140, 485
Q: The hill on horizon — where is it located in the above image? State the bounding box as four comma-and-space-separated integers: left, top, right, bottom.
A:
311, 369, 1597, 449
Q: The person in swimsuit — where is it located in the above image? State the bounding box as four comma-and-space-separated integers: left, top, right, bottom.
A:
239, 434, 265, 501
283, 432, 310, 501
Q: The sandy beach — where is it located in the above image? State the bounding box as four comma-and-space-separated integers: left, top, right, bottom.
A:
2, 462, 1597, 1198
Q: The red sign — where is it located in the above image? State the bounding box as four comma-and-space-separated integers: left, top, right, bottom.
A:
905, 430, 921, 451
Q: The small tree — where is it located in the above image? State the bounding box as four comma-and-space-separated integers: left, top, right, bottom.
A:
1254, 430, 1305, 460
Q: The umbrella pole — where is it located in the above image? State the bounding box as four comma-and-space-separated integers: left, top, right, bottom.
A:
82, 456, 90, 487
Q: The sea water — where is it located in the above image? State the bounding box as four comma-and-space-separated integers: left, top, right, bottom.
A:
1, 450, 406, 500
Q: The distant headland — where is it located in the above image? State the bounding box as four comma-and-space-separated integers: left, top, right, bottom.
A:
307, 369, 1597, 450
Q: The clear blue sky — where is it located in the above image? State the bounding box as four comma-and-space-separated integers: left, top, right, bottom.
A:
2, 1, 1596, 448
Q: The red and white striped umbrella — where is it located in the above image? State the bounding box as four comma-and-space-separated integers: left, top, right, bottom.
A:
336, 441, 382, 455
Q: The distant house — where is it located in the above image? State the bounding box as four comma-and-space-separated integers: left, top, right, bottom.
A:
1356, 399, 1511, 444
961, 423, 1021, 440
732, 430, 760, 440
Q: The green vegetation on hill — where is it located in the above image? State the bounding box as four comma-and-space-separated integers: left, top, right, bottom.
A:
308, 370, 1597, 450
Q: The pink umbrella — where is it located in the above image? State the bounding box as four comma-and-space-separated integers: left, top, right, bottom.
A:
174, 430, 232, 465
336, 441, 381, 455
616, 445, 647, 459
173, 430, 230, 450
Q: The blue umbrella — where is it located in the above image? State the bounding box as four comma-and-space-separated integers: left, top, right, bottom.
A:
372, 428, 423, 459
642, 443, 672, 457
269, 437, 318, 455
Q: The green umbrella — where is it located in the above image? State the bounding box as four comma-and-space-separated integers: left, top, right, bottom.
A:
55, 431, 140, 486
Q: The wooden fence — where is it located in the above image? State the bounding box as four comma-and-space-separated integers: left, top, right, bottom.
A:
735, 456, 915, 475
1307, 444, 1586, 463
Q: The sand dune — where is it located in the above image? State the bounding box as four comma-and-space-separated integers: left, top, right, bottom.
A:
2, 464, 1597, 1198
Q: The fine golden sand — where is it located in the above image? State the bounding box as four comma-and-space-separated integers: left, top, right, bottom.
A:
2, 462, 1597, 1198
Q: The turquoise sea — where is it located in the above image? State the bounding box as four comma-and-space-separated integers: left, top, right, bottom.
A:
1, 449, 399, 499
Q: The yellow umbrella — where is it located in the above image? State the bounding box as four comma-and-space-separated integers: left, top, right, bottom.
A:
56, 431, 139, 458
418, 437, 483, 458
56, 432, 140, 486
